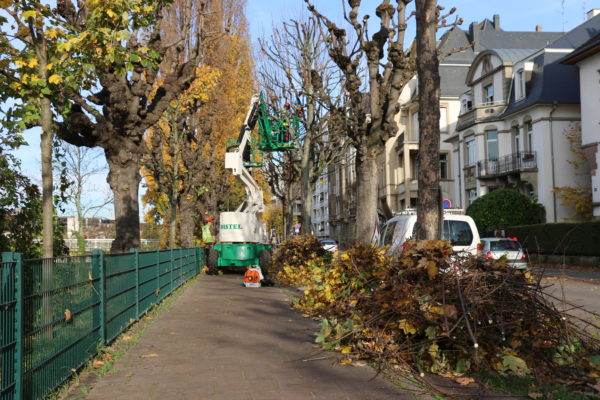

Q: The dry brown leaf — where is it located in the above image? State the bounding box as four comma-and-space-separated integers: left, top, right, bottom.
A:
155, 288, 160, 296
140, 353, 159, 358
102, 353, 113, 361
64, 309, 72, 322
126, 373, 134, 378
528, 394, 543, 399
122, 335, 132, 341
455, 377, 475, 386
93, 360, 104, 369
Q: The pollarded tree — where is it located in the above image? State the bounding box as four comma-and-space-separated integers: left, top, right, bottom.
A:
54, 0, 228, 252
305, 0, 416, 244
259, 17, 348, 236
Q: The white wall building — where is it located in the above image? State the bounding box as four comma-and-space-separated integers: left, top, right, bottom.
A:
312, 169, 330, 238
561, 26, 600, 219
449, 12, 600, 222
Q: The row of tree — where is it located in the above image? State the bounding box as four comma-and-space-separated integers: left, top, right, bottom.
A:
259, 0, 456, 243
1, 0, 452, 256
1, 0, 254, 256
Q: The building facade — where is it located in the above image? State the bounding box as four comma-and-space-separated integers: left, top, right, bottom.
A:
311, 169, 330, 238
561, 26, 600, 219
450, 12, 600, 222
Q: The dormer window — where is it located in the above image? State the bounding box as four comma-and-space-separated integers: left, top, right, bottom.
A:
516, 69, 526, 100
484, 84, 494, 105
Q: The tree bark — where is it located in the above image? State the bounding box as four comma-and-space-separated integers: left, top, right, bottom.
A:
415, 0, 442, 240
40, 99, 54, 258
106, 145, 142, 252
179, 197, 196, 247
354, 146, 379, 244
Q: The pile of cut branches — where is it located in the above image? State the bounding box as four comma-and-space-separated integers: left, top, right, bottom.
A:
276, 240, 600, 386
270, 235, 331, 286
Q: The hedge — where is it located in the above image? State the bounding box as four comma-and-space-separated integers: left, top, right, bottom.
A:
507, 221, 600, 257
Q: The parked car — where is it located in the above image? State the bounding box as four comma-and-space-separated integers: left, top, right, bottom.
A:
319, 239, 339, 252
480, 238, 528, 269
380, 210, 481, 256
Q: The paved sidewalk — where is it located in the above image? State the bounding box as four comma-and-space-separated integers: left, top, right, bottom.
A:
84, 275, 426, 400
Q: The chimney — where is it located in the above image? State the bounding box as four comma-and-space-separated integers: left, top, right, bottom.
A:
536, 25, 543, 32
493, 14, 501, 30
588, 9, 600, 19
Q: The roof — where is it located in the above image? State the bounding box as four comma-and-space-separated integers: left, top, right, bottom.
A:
488, 48, 537, 63
560, 32, 600, 64
476, 31, 562, 51
500, 14, 600, 118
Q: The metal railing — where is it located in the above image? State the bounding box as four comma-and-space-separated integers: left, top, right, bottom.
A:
63, 239, 160, 254
477, 151, 537, 177
1, 247, 204, 400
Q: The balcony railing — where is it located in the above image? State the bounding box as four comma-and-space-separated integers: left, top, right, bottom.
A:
477, 151, 537, 177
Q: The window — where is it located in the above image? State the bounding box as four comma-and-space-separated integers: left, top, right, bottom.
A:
461, 99, 472, 113
411, 112, 419, 140
525, 121, 533, 151
410, 153, 418, 180
486, 130, 498, 160
441, 220, 474, 246
383, 222, 396, 246
439, 107, 448, 132
440, 153, 448, 180
513, 126, 520, 153
466, 138, 476, 166
467, 189, 477, 206
484, 84, 494, 104
516, 69, 526, 100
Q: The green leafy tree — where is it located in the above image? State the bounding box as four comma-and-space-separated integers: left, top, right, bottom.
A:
466, 188, 545, 233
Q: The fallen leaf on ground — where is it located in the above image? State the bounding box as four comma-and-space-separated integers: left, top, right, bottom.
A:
126, 373, 134, 378
122, 335, 132, 341
455, 377, 475, 386
588, 382, 600, 392
93, 360, 104, 369
140, 353, 159, 358
102, 353, 113, 361
528, 394, 543, 399
340, 358, 352, 365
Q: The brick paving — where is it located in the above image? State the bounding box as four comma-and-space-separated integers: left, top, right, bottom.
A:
84, 274, 427, 400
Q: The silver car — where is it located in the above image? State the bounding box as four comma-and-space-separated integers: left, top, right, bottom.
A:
480, 238, 528, 269
319, 239, 339, 253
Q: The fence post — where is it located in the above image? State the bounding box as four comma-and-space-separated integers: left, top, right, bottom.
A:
169, 248, 173, 294
2, 252, 23, 400
195, 247, 201, 275
91, 250, 106, 345
130, 249, 139, 319
155, 249, 160, 302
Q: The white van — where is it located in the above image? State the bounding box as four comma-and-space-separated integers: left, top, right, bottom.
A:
380, 210, 481, 256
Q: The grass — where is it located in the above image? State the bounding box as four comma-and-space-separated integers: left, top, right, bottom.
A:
477, 370, 600, 400
47, 274, 202, 400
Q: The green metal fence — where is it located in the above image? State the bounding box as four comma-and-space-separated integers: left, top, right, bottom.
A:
1, 247, 204, 400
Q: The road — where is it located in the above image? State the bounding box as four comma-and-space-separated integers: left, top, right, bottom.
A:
535, 267, 600, 329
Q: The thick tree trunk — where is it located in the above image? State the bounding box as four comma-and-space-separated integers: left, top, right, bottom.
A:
300, 158, 314, 235
415, 0, 442, 240
40, 99, 54, 258
354, 147, 379, 244
106, 146, 141, 252
285, 182, 295, 237
179, 197, 196, 247
168, 202, 177, 248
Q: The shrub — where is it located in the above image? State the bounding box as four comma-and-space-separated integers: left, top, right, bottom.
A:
467, 189, 544, 233
508, 221, 600, 257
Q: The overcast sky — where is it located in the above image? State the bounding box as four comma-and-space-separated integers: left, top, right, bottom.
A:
12, 0, 596, 217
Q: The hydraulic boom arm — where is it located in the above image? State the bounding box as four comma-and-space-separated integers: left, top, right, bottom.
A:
224, 94, 264, 214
